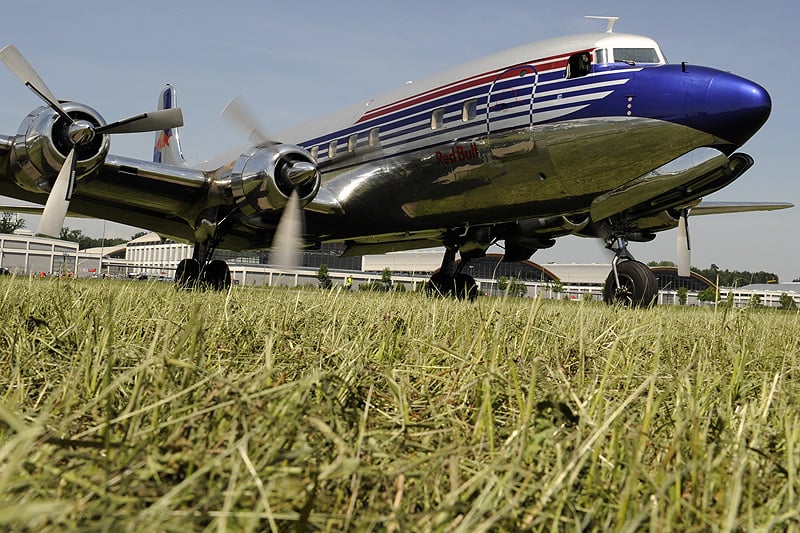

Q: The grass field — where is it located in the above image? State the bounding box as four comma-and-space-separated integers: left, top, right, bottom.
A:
1, 277, 798, 531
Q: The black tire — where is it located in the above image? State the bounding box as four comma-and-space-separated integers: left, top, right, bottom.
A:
426, 272, 478, 301
175, 258, 200, 289
603, 260, 658, 307
202, 260, 232, 291
426, 271, 453, 297
453, 273, 478, 301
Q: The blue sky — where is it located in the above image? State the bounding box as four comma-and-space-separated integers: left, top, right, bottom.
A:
1, 1, 798, 281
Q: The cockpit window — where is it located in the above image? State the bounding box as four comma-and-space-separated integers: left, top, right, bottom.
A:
565, 52, 592, 79
594, 48, 607, 65
613, 48, 661, 64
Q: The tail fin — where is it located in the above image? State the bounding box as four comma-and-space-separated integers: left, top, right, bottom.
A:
153, 84, 188, 166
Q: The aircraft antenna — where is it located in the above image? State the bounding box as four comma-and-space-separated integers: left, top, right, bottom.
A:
585, 16, 619, 33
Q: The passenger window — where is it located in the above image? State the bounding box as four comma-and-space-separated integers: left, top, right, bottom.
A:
462, 99, 477, 122
430, 108, 445, 130
565, 52, 592, 79
310, 145, 319, 161
347, 134, 358, 153
328, 140, 337, 159
368, 127, 380, 147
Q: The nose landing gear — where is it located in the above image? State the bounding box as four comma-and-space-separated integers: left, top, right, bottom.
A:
602, 236, 658, 307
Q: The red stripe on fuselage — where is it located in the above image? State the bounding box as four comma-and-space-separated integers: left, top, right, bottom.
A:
355, 49, 592, 124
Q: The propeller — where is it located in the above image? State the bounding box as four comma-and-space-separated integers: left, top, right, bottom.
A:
221, 96, 310, 270
0, 44, 184, 237
269, 190, 304, 269
220, 95, 276, 146
37, 149, 76, 238
677, 209, 691, 277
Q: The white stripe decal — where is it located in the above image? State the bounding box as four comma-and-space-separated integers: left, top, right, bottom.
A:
536, 78, 629, 97
534, 91, 614, 111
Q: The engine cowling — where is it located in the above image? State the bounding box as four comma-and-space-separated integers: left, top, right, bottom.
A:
10, 103, 110, 194
228, 144, 320, 215
634, 209, 682, 233
514, 214, 591, 237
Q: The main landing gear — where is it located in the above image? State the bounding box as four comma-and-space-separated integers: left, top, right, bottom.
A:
602, 236, 658, 307
175, 240, 231, 291
426, 248, 479, 301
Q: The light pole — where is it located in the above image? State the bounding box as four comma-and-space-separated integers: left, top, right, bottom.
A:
99, 220, 106, 278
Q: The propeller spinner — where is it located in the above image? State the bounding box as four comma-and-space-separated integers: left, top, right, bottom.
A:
0, 44, 184, 237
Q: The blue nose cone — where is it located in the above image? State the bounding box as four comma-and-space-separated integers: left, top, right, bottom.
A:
684, 68, 771, 148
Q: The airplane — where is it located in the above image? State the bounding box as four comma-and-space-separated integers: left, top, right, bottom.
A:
0, 16, 791, 306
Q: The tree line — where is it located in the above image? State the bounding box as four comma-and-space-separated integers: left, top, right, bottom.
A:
1, 212, 147, 249
648, 261, 781, 286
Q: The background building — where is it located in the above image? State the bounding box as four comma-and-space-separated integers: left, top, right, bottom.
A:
0, 233, 79, 276
2, 232, 797, 307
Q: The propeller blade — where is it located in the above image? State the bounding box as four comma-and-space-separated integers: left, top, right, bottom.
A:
269, 190, 304, 270
38, 149, 76, 238
0, 44, 71, 121
677, 209, 691, 277
96, 107, 184, 134
221, 96, 276, 146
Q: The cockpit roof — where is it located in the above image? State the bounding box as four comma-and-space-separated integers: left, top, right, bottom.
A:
591, 33, 667, 64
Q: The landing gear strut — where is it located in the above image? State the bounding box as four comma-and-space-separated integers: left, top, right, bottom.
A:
602, 236, 658, 307
175, 236, 232, 291
426, 249, 479, 301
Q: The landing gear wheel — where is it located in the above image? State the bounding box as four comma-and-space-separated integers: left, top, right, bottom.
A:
426, 272, 477, 301
201, 260, 232, 291
453, 273, 478, 301
603, 260, 658, 307
175, 258, 200, 289
426, 271, 452, 297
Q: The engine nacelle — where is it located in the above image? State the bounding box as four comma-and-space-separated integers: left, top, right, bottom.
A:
634, 209, 682, 233
9, 103, 110, 194
229, 144, 320, 214
515, 214, 590, 237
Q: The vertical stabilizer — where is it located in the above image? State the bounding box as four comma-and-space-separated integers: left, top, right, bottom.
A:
153, 84, 188, 166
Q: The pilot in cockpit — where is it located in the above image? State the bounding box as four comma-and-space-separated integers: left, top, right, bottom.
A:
566, 52, 592, 79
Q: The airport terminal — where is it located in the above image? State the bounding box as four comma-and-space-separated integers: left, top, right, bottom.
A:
1, 231, 797, 308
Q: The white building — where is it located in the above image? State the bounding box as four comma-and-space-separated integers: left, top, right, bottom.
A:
123, 232, 192, 278
0, 233, 79, 275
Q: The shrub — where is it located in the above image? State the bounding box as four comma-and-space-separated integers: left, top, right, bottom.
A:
677, 286, 688, 305
507, 279, 527, 298
779, 292, 797, 310
316, 264, 332, 289
358, 280, 389, 292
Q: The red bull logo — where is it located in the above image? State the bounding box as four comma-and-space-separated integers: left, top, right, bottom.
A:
435, 142, 479, 165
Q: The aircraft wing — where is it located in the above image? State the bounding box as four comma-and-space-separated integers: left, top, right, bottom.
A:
689, 201, 794, 215
0, 204, 94, 218
0, 138, 208, 244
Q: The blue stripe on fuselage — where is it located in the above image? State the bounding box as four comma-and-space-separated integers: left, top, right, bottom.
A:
302, 67, 642, 163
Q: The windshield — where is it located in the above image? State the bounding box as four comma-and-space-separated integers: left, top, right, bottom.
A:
613, 47, 662, 64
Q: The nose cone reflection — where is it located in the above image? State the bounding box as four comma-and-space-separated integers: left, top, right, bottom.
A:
703, 71, 771, 147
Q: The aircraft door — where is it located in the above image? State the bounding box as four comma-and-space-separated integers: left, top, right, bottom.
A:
486, 64, 538, 135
